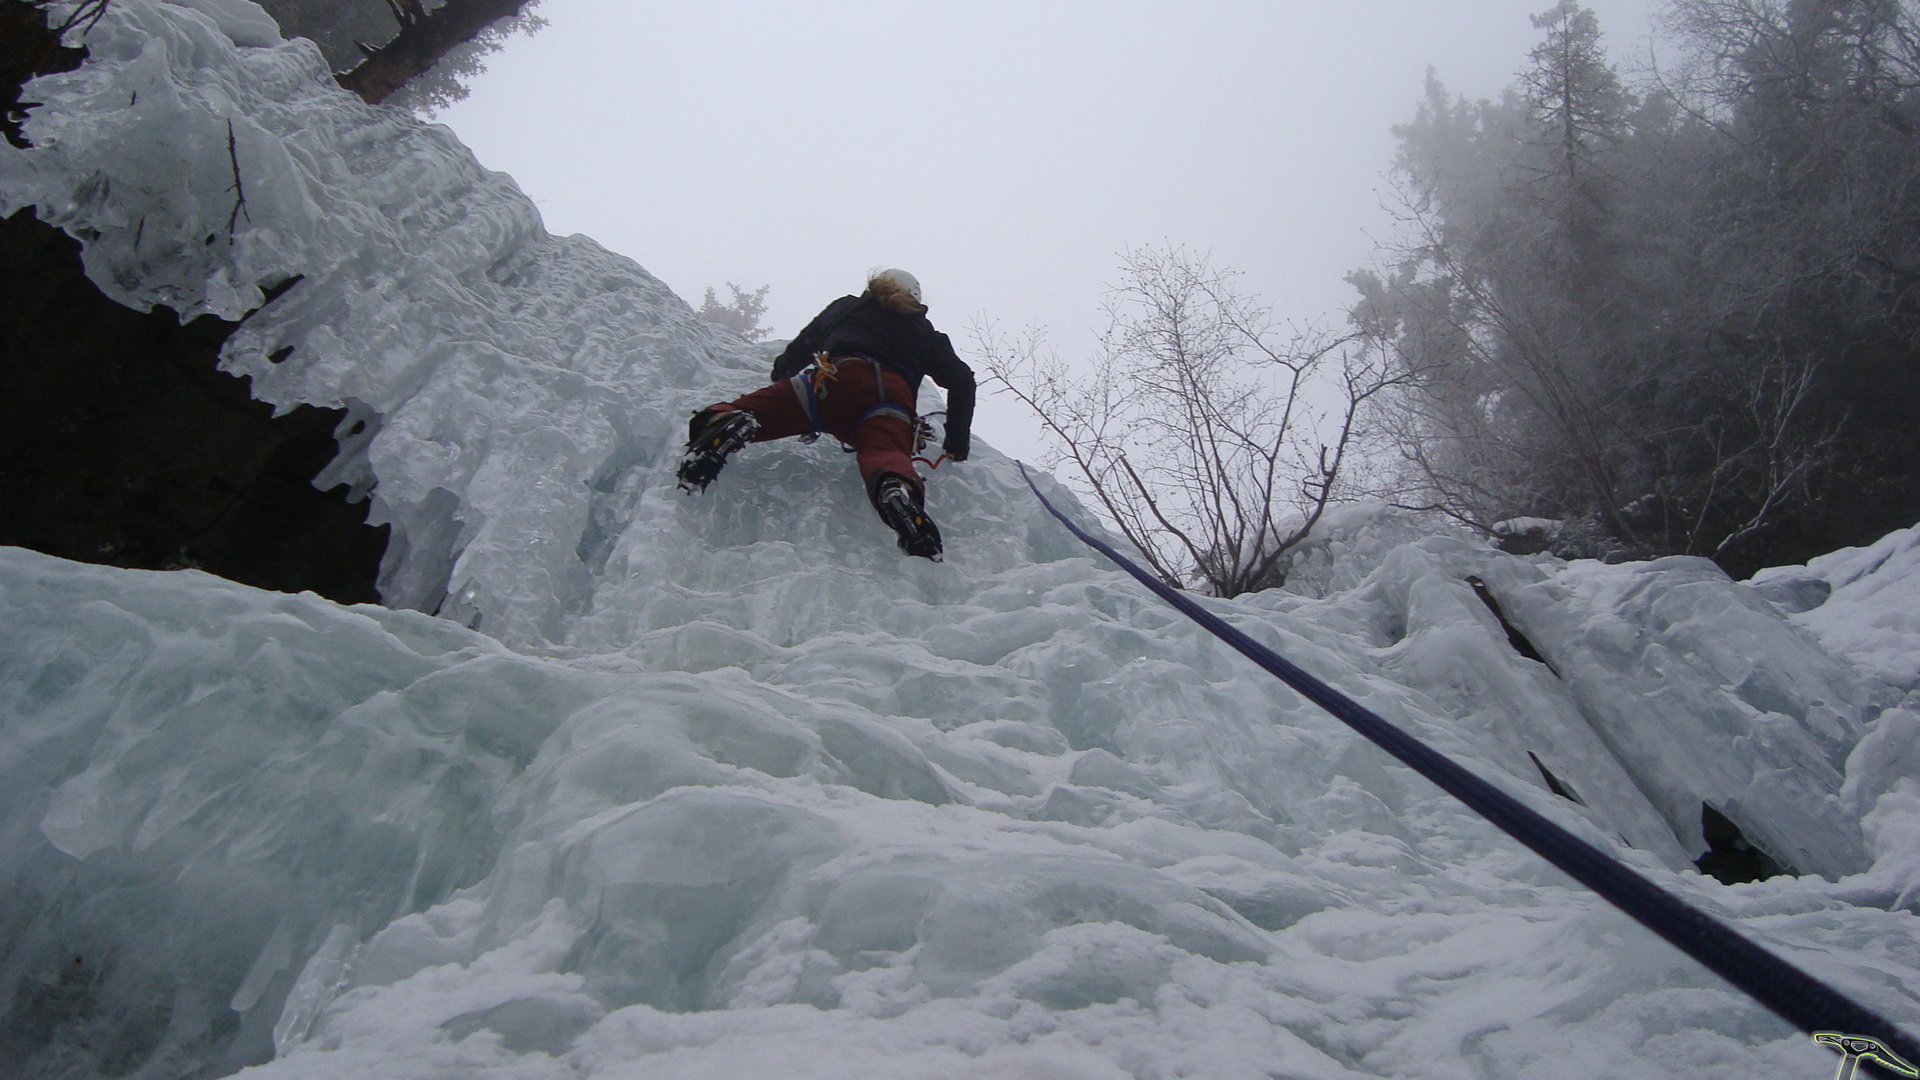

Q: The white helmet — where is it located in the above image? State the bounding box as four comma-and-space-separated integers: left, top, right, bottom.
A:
867, 266, 923, 303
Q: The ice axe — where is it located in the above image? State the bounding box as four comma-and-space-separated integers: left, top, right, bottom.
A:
1815, 1033, 1919, 1080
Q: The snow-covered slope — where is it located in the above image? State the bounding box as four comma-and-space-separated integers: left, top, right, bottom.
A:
1750, 524, 1920, 927
1753, 524, 1920, 697
2, 4, 1916, 1079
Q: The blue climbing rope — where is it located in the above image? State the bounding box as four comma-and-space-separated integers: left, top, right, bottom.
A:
1017, 462, 1918, 1071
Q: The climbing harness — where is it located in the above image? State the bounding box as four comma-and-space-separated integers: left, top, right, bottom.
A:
785, 352, 834, 437
1017, 462, 1919, 1070
789, 353, 916, 450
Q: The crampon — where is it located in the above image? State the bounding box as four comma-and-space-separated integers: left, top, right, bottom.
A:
875, 475, 943, 561
676, 410, 758, 493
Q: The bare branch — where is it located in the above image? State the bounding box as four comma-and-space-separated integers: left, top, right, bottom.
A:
224, 118, 248, 234
984, 246, 1381, 595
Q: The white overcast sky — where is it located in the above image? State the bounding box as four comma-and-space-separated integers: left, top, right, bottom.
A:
437, 0, 1663, 460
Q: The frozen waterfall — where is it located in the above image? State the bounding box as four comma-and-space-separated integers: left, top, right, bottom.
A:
2, 2, 1916, 1078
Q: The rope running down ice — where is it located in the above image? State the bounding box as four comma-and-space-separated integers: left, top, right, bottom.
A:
1017, 461, 1919, 1073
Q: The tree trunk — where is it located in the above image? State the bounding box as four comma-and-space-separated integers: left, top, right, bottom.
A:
336, 0, 528, 106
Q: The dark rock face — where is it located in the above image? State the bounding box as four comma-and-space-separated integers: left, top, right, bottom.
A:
0, 208, 389, 604
1695, 803, 1788, 885
2, 0, 89, 149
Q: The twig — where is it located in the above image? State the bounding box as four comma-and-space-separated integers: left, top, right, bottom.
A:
50, 0, 111, 37
224, 118, 248, 234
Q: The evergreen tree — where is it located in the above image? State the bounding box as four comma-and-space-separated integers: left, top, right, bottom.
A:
1367, 17, 1652, 549
1521, 1, 1628, 211
697, 283, 772, 342
1355, 0, 1913, 572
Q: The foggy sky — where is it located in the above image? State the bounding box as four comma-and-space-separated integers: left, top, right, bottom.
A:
438, 1, 1663, 460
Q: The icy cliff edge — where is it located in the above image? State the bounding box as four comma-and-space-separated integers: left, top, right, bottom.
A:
2, 0, 756, 642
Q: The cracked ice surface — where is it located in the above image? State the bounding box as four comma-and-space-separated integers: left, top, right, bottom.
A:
1, 3, 1917, 1078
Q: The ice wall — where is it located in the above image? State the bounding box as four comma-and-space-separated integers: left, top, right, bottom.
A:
2, 3, 1917, 1079
1753, 523, 1920, 697
1750, 525, 1920, 921
2, 0, 758, 643
9, 524, 1914, 1080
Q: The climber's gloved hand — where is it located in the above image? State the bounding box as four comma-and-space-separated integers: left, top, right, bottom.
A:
943, 437, 969, 464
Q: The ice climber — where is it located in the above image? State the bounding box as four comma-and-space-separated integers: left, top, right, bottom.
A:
677, 268, 975, 561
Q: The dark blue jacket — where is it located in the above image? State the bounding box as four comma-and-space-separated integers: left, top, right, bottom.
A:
771, 295, 975, 460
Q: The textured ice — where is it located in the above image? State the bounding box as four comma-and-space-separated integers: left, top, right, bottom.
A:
2, 4, 1917, 1079
1754, 523, 1920, 695
3, 0, 749, 643
1750, 524, 1920, 919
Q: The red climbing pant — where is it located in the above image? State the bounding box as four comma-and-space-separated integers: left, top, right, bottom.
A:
704, 359, 921, 497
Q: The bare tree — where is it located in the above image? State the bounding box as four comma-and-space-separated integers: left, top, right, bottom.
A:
1662, 349, 1844, 559
1379, 249, 1650, 530
979, 246, 1409, 596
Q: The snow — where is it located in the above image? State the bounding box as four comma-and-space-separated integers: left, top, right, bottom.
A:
1492, 516, 1562, 537
1749, 523, 1920, 920
1, 4, 1916, 1079
1753, 523, 1920, 695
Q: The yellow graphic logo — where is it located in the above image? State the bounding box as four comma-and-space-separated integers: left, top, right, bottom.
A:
1815, 1033, 1918, 1080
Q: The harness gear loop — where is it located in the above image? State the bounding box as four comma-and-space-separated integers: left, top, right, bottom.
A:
913, 417, 933, 456
788, 353, 837, 437
809, 351, 840, 398
911, 410, 950, 465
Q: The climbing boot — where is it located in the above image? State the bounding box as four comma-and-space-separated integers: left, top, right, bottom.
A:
677, 409, 758, 492
874, 474, 943, 561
